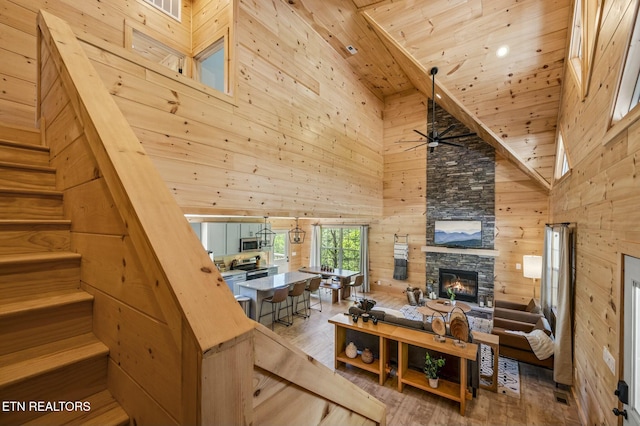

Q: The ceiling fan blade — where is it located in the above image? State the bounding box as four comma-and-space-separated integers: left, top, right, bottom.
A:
413, 129, 433, 141
405, 143, 427, 151
438, 140, 462, 148
438, 132, 476, 141
437, 124, 457, 138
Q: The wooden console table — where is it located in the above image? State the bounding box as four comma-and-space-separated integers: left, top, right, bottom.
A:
329, 314, 478, 415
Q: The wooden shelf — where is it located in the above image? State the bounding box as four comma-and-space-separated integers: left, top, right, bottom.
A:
421, 246, 499, 257
336, 352, 380, 375
400, 369, 461, 402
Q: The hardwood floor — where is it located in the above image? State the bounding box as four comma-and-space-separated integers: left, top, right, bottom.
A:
269, 290, 583, 426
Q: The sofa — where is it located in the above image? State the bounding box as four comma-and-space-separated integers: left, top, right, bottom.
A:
346, 306, 480, 394
491, 299, 554, 369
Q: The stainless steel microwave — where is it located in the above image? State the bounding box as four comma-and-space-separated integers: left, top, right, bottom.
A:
240, 238, 260, 252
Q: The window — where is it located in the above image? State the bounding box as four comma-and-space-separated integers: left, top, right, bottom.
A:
131, 29, 186, 74
568, 0, 583, 88
569, 0, 603, 98
144, 0, 181, 22
320, 227, 361, 271
195, 37, 227, 93
554, 132, 570, 180
612, 4, 640, 123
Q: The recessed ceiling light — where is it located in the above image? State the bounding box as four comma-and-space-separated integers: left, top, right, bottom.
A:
496, 45, 509, 58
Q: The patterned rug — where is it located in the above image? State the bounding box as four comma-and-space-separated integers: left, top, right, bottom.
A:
400, 304, 520, 397
480, 346, 521, 398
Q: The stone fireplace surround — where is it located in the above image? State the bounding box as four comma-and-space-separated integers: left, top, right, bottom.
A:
425, 104, 495, 304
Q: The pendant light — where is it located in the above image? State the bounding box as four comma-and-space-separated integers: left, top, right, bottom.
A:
288, 217, 306, 244
256, 216, 275, 248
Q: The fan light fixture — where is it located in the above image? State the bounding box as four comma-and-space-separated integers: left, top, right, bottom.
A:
256, 216, 275, 248
288, 218, 306, 244
395, 66, 476, 152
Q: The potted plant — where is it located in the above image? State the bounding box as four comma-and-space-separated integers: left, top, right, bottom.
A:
424, 352, 446, 388
447, 288, 456, 305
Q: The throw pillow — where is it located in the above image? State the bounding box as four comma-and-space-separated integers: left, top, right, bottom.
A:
533, 317, 553, 337
526, 298, 542, 314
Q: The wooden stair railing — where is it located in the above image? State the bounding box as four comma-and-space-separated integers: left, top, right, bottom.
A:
0, 129, 128, 425
36, 10, 386, 425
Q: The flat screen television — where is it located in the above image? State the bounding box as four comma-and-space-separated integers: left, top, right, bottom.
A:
434, 220, 482, 248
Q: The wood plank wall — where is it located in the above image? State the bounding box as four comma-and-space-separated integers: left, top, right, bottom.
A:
551, 0, 640, 423
0, 0, 192, 127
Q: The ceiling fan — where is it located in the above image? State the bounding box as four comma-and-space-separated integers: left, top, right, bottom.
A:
398, 67, 476, 153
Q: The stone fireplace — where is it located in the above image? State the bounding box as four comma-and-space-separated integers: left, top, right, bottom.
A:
425, 103, 496, 303
438, 268, 478, 303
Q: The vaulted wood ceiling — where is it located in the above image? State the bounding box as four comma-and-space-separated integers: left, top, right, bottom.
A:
287, 0, 573, 190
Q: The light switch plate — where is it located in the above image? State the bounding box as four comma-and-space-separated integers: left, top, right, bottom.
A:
603, 346, 615, 374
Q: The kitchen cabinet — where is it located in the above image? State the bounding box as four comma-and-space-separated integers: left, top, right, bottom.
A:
205, 223, 226, 257
222, 271, 247, 294
240, 223, 262, 238
226, 223, 241, 254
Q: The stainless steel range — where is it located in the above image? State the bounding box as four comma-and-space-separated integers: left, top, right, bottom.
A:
232, 257, 269, 280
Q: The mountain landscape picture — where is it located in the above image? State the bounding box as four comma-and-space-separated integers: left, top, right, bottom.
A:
434, 220, 482, 247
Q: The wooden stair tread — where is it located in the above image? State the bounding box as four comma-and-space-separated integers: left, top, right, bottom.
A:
0, 333, 108, 388
0, 187, 62, 197
0, 139, 48, 152
0, 219, 71, 227
0, 290, 92, 317
0, 160, 55, 173
22, 390, 129, 426
0, 251, 81, 266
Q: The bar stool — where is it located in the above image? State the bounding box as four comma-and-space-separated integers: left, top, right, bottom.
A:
304, 277, 322, 313
257, 286, 291, 330
344, 274, 364, 301
288, 281, 308, 320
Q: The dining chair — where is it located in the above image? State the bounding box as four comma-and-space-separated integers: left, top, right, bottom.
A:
344, 274, 364, 301
288, 281, 308, 320
304, 277, 322, 313
258, 286, 291, 330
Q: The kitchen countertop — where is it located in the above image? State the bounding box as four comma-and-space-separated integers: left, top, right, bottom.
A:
221, 270, 247, 277
237, 271, 319, 291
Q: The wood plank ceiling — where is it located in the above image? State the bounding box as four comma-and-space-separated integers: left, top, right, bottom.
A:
286, 0, 573, 190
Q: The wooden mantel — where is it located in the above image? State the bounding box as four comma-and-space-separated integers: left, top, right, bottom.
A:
421, 246, 499, 257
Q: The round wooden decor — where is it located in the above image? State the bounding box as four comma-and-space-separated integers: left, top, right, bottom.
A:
449, 317, 469, 342
449, 310, 466, 324
432, 317, 446, 336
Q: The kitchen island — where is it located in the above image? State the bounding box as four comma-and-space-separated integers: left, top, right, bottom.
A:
236, 271, 320, 323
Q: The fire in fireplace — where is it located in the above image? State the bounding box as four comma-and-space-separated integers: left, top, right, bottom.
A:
438, 268, 478, 303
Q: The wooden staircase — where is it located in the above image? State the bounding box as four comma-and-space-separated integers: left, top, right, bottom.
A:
0, 125, 129, 425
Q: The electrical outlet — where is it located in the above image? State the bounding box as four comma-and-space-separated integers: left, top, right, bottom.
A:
603, 346, 616, 374
516, 263, 522, 270
291, 251, 297, 256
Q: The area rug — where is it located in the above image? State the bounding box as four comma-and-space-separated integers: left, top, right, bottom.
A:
480, 345, 520, 398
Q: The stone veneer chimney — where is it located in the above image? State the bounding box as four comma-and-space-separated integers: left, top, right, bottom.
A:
425, 104, 495, 302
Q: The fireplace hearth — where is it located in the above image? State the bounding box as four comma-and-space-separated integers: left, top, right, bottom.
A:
438, 268, 478, 303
